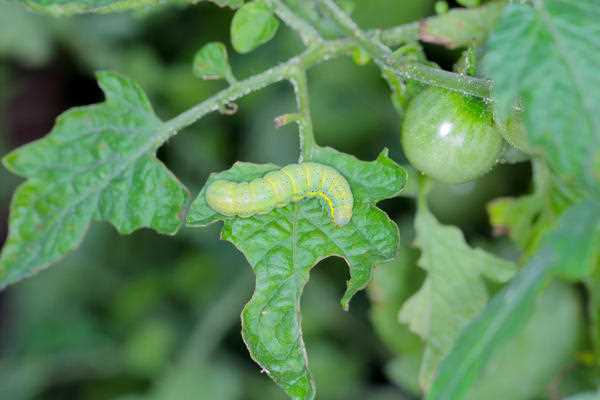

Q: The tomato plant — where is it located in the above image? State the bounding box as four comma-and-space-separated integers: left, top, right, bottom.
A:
0, 1, 599, 400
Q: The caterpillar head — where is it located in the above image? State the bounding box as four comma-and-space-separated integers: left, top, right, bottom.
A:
333, 205, 352, 226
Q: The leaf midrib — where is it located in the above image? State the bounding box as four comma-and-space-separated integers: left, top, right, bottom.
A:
2, 116, 175, 274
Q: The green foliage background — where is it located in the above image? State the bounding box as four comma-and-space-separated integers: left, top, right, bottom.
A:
0, 0, 598, 399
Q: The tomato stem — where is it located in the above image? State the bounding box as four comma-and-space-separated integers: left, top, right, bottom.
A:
319, 0, 493, 100
265, 0, 323, 45
159, 5, 494, 149
289, 67, 317, 162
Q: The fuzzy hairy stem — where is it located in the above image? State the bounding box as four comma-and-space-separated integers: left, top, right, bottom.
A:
160, 6, 493, 145
267, 0, 322, 45
319, 0, 493, 99
289, 67, 316, 161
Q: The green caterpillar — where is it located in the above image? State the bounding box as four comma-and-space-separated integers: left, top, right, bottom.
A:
206, 162, 353, 226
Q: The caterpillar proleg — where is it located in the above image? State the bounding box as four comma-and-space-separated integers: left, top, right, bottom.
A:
206, 163, 353, 226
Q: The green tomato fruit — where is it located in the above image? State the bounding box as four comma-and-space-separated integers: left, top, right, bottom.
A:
401, 87, 504, 184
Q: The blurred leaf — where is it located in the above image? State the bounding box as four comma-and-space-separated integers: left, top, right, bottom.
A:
187, 146, 406, 399
125, 318, 177, 376
434, 1, 448, 15
153, 357, 243, 400
586, 266, 600, 363
386, 353, 422, 395
19, 0, 242, 16
399, 196, 515, 390
566, 389, 600, 400
231, 0, 280, 54
366, 387, 412, 400
212, 0, 243, 6
111, 273, 167, 326
309, 341, 364, 399
0, 361, 46, 400
369, 233, 424, 396
193, 42, 235, 82
487, 163, 552, 255
429, 199, 600, 400
284, 0, 354, 39
419, 2, 504, 49
456, 0, 480, 8
0, 2, 52, 66
488, 194, 549, 253
369, 244, 422, 356
0, 71, 189, 289
482, 0, 600, 192
0, 348, 124, 400
353, 0, 431, 28
468, 282, 581, 400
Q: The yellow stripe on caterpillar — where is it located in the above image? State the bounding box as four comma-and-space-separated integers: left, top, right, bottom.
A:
206, 162, 353, 226
306, 191, 336, 221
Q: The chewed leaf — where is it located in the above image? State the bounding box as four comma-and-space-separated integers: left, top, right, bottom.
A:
187, 146, 406, 399
0, 71, 189, 289
399, 198, 515, 391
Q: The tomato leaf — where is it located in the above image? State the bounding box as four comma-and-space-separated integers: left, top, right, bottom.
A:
187, 146, 406, 399
0, 71, 189, 289
429, 198, 600, 400
399, 198, 515, 391
0, 2, 52, 66
18, 0, 243, 16
193, 42, 235, 82
482, 0, 600, 192
231, 0, 280, 54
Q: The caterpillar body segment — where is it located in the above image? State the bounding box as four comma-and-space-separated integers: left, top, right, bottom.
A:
206, 162, 353, 226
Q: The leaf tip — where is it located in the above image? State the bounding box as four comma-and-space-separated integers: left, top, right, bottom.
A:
94, 69, 117, 83
340, 299, 350, 311
340, 285, 359, 311
378, 147, 390, 158
1, 151, 16, 172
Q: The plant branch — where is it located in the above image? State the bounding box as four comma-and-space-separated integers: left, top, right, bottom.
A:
159, 8, 495, 145
378, 22, 421, 47
289, 67, 316, 161
266, 0, 322, 45
160, 40, 352, 144
320, 0, 391, 59
319, 0, 493, 99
